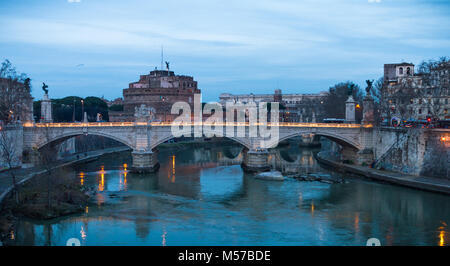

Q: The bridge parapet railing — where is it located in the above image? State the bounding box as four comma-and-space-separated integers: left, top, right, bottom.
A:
22, 122, 372, 128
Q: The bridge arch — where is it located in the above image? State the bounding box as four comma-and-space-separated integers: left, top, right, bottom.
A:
274, 130, 361, 150
34, 130, 135, 151
149, 134, 252, 150
222, 146, 243, 159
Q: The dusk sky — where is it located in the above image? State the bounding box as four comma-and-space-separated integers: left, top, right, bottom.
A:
1, 0, 449, 101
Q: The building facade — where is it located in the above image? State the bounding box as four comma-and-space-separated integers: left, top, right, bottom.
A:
382, 62, 450, 122
219, 90, 328, 122
109, 69, 201, 122
0, 77, 33, 124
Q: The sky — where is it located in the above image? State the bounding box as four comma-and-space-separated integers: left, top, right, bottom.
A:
0, 0, 449, 102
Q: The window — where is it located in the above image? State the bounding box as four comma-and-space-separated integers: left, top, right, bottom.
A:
418, 109, 422, 114
407, 67, 411, 75
419, 98, 423, 104
399, 67, 403, 75
444, 109, 448, 114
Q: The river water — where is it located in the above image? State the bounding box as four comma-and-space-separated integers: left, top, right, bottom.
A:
6, 142, 450, 246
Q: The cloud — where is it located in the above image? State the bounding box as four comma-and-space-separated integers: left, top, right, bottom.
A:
0, 0, 449, 101
68, 0, 81, 3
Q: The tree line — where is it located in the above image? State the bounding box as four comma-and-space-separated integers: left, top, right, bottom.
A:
34, 96, 110, 122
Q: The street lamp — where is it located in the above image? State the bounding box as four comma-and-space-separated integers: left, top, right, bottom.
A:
73, 98, 76, 122
81, 99, 84, 121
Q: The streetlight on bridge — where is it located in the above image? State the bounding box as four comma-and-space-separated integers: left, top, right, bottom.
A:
72, 98, 76, 122
81, 99, 84, 121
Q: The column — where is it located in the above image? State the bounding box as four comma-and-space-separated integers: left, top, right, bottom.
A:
362, 95, 375, 125
40, 93, 53, 123
359, 87, 375, 165
345, 95, 356, 123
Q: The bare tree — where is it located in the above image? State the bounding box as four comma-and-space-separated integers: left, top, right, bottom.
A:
0, 60, 31, 204
424, 88, 445, 121
417, 57, 449, 122
390, 79, 419, 121
0, 60, 32, 123
0, 125, 20, 203
371, 77, 384, 125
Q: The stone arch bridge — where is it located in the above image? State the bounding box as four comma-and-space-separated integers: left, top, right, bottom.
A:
22, 121, 374, 173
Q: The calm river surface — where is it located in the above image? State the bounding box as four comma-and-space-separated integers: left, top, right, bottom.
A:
7, 142, 450, 246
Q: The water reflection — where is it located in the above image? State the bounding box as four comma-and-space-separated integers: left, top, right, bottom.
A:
162, 226, 167, 246
438, 222, 447, 246
5, 142, 450, 246
79, 172, 85, 186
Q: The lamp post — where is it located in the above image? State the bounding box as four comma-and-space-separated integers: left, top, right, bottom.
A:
72, 98, 76, 122
81, 99, 84, 120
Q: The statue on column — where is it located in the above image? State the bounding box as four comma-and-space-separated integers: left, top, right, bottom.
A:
347, 83, 354, 96
42, 82, 49, 95
40, 82, 53, 123
362, 79, 375, 125
365, 79, 373, 97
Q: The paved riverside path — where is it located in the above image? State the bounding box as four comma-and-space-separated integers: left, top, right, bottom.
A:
0, 146, 131, 204
316, 152, 450, 195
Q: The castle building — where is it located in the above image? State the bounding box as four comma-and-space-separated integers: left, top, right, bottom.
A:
109, 69, 201, 122
384, 63, 415, 82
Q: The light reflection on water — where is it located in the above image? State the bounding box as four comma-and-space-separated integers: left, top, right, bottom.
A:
6, 143, 450, 246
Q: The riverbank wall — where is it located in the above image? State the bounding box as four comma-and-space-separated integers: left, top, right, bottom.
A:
315, 151, 450, 195
372, 128, 450, 179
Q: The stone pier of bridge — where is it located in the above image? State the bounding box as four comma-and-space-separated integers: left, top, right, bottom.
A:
241, 149, 271, 173
130, 150, 160, 173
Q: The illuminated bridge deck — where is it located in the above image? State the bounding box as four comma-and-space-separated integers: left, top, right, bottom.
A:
23, 122, 373, 128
